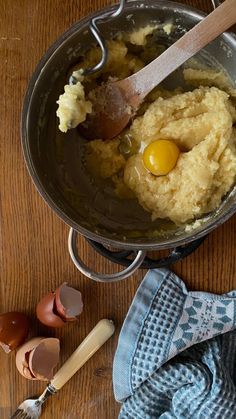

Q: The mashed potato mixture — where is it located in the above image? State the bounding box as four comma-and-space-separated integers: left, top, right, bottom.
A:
56, 27, 236, 227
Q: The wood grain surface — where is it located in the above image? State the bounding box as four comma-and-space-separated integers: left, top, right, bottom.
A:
1, 1, 236, 418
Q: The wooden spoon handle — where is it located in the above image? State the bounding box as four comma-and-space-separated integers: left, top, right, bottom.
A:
50, 319, 115, 390
131, 0, 236, 97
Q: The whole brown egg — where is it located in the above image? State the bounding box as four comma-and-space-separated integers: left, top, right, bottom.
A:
0, 312, 30, 353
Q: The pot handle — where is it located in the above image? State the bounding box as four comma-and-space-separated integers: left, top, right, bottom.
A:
211, 0, 221, 8
68, 228, 146, 282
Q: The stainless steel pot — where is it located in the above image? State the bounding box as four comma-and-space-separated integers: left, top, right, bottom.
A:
21, 0, 236, 281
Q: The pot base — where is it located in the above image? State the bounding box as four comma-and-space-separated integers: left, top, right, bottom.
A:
86, 236, 206, 269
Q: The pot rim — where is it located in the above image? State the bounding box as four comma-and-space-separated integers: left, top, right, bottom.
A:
21, 0, 236, 250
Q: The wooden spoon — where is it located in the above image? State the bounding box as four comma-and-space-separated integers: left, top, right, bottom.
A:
81, 0, 236, 140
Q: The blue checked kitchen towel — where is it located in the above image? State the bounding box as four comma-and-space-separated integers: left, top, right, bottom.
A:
113, 268, 236, 419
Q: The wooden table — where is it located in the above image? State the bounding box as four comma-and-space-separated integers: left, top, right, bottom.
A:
1, 0, 236, 417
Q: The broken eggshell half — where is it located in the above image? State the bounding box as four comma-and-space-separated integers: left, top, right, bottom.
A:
36, 283, 83, 327
0, 312, 30, 353
16, 337, 60, 380
55, 283, 83, 321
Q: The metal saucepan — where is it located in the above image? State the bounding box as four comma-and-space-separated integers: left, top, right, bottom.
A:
21, 0, 236, 281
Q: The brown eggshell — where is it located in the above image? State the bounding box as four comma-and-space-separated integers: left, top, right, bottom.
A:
29, 338, 60, 380
55, 283, 83, 321
16, 337, 60, 381
36, 292, 66, 328
0, 312, 29, 353
16, 337, 44, 379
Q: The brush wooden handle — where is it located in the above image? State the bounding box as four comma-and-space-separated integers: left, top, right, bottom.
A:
50, 319, 115, 390
130, 0, 236, 97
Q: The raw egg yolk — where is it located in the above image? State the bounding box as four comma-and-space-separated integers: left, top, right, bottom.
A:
143, 139, 180, 176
